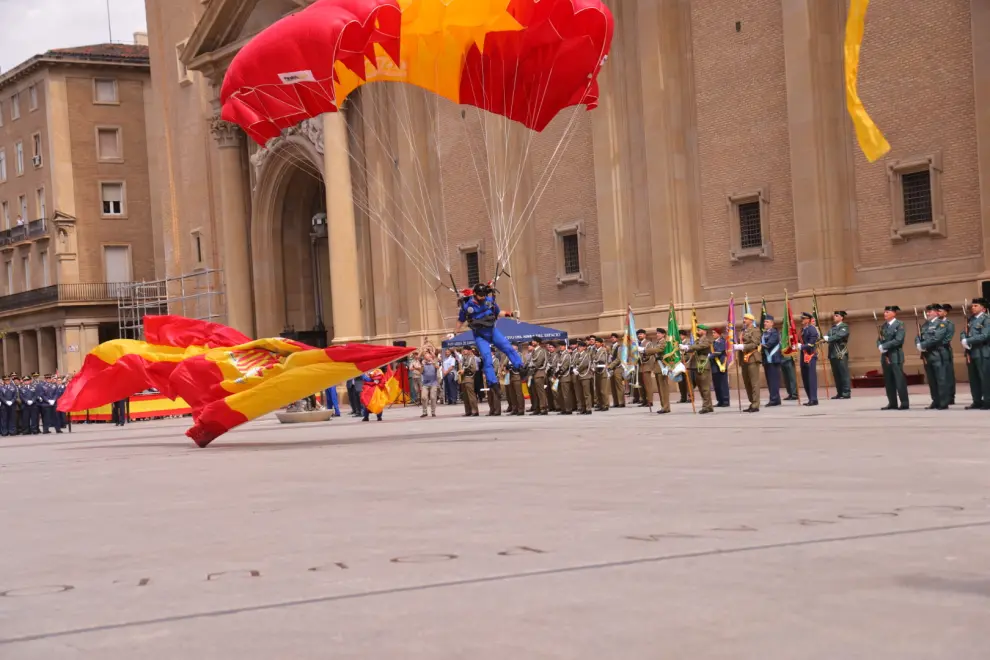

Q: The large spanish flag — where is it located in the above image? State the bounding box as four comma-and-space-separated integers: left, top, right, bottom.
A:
59, 316, 414, 447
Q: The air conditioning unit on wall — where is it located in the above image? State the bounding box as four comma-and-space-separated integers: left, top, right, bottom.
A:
32, 155, 41, 167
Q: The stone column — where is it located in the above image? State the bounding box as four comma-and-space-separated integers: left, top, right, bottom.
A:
781, 0, 854, 291
324, 112, 365, 342
38, 327, 57, 375
3, 333, 21, 376
63, 324, 83, 373
20, 331, 39, 376
210, 116, 256, 338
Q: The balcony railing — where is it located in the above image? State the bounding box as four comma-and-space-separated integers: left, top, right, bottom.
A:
0, 282, 138, 313
0, 218, 48, 247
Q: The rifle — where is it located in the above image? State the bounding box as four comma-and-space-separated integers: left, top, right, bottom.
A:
913, 306, 927, 367
963, 299, 971, 364
873, 310, 889, 364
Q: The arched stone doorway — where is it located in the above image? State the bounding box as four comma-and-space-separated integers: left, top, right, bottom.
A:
251, 132, 332, 341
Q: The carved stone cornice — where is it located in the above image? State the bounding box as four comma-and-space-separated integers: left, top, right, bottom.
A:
210, 115, 244, 149
249, 116, 324, 177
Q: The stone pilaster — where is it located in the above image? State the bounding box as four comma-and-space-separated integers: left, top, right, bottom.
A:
781, 0, 854, 292
210, 116, 255, 337
324, 111, 366, 342
973, 0, 990, 276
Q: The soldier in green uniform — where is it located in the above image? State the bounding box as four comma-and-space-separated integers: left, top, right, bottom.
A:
938, 304, 957, 405
682, 324, 714, 413
733, 313, 762, 412
961, 298, 990, 410
544, 342, 558, 413
878, 305, 909, 410
637, 329, 656, 408
825, 310, 851, 399
780, 353, 799, 401
575, 339, 595, 415
527, 337, 549, 415
915, 304, 950, 410
460, 348, 480, 416
555, 340, 574, 414
607, 333, 626, 408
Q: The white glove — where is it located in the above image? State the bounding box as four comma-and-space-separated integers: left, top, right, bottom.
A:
446, 333, 455, 340
961, 338, 970, 349
733, 343, 745, 351
916, 343, 922, 351
679, 344, 689, 351
823, 335, 829, 342
878, 346, 884, 353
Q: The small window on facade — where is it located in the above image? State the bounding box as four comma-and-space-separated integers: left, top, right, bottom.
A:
17, 195, 26, 224
11, 93, 20, 120
901, 170, 933, 226
32, 133, 42, 166
97, 128, 121, 160
738, 201, 763, 250
1, 201, 8, 229
562, 233, 580, 275
94, 79, 118, 104
103, 245, 132, 283
36, 187, 46, 220
465, 250, 480, 287
14, 141, 23, 175
101, 183, 124, 216
29, 85, 38, 111
195, 234, 203, 263
0, 149, 6, 181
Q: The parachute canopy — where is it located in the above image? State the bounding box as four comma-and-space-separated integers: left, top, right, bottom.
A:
220, 0, 614, 144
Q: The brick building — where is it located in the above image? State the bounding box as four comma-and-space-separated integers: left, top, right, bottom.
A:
0, 40, 160, 375
146, 0, 989, 381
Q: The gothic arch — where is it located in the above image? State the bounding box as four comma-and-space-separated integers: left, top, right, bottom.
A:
250, 133, 326, 338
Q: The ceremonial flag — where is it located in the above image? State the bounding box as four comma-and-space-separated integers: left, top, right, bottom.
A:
663, 302, 681, 367
812, 291, 824, 335
361, 367, 397, 414
845, 0, 890, 162
759, 297, 769, 330
723, 296, 736, 370
781, 291, 799, 357
743, 295, 753, 320
59, 316, 413, 447
690, 308, 699, 345
621, 305, 640, 376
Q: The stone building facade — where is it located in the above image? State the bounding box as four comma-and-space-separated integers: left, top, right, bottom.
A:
145, 0, 990, 381
0, 42, 160, 375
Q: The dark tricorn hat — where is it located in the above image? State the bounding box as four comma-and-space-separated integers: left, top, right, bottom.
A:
833, 310, 847, 317
940, 303, 953, 311
925, 303, 938, 311
801, 312, 813, 319
884, 305, 901, 312
973, 298, 989, 307
636, 328, 646, 334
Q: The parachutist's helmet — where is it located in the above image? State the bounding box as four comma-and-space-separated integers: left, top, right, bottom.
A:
473, 282, 492, 297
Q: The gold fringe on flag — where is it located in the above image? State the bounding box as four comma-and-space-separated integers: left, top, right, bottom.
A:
844, 0, 890, 162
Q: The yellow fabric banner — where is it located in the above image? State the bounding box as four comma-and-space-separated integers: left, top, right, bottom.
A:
844, 0, 890, 162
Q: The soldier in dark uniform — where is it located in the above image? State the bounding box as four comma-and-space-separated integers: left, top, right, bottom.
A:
798, 313, 820, 406
879, 305, 909, 410
761, 316, 783, 407
710, 326, 731, 407
937, 304, 957, 404
56, 375, 68, 431
21, 374, 41, 434
0, 375, 16, 436
40, 374, 60, 433
915, 304, 950, 410
681, 325, 714, 413
825, 311, 851, 399
960, 298, 990, 410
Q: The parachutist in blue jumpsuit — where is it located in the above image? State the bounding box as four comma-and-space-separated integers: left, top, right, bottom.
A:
449, 283, 523, 384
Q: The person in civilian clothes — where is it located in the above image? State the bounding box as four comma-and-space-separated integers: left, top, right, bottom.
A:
360, 370, 385, 422
761, 316, 783, 407
798, 313, 820, 406
420, 349, 441, 418
710, 326, 731, 407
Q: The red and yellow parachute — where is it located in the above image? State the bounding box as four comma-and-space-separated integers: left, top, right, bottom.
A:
220, 0, 614, 144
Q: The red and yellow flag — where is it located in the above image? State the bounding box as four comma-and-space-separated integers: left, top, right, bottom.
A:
59, 316, 414, 447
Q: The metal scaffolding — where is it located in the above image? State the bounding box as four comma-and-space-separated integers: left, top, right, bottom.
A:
117, 269, 225, 340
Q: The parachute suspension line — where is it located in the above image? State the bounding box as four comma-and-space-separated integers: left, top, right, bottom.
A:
343, 91, 449, 272
429, 87, 452, 275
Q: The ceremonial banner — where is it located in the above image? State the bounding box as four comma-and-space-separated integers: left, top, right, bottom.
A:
845, 0, 890, 162
781, 291, 799, 357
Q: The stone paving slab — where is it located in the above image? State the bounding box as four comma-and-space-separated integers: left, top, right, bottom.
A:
1, 387, 989, 658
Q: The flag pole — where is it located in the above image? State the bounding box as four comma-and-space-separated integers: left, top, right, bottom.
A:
685, 304, 697, 415
731, 294, 743, 412
813, 290, 831, 400
784, 289, 801, 406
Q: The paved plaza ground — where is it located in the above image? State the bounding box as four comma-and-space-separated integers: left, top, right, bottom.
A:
2, 386, 989, 658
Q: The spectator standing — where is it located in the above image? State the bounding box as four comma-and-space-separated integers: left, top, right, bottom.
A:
409, 351, 423, 404
420, 349, 441, 417
442, 349, 458, 405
